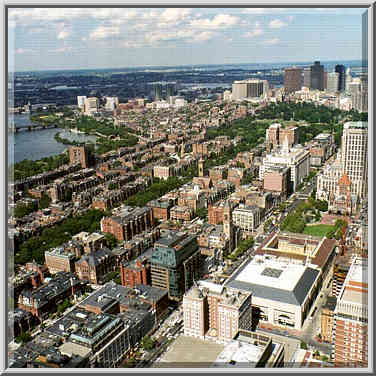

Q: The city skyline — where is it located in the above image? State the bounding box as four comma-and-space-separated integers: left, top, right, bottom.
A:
8, 7, 366, 71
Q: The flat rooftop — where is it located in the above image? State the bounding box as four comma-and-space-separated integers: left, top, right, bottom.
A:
227, 256, 319, 306
235, 258, 306, 292
154, 335, 224, 368
212, 340, 263, 368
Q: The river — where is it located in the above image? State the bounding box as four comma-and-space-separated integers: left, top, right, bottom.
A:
8, 114, 97, 166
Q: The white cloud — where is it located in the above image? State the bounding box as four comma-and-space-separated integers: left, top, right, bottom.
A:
89, 26, 120, 40
57, 30, 70, 40
161, 8, 192, 23
190, 14, 239, 29
243, 28, 263, 38
264, 38, 280, 45
269, 19, 288, 29
146, 29, 195, 44
193, 31, 216, 42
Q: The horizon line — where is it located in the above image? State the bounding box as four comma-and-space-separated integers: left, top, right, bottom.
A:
9, 58, 365, 74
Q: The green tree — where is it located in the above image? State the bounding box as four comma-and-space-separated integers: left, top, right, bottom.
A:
39, 193, 51, 210
300, 341, 308, 350
15, 332, 32, 344
104, 233, 118, 249
141, 335, 155, 351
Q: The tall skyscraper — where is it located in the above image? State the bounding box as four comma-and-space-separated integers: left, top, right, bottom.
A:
284, 67, 302, 94
310, 61, 324, 90
335, 64, 346, 92
77, 96, 86, 111
333, 257, 368, 367
303, 67, 311, 88
153, 83, 163, 101
327, 72, 340, 93
166, 82, 176, 99
345, 67, 352, 92
341, 121, 368, 198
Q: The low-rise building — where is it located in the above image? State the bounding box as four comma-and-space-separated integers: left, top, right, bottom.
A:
232, 204, 262, 233
100, 206, 153, 242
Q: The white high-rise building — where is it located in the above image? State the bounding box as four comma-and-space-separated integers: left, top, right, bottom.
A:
345, 67, 352, 92
327, 72, 340, 93
341, 121, 368, 198
77, 96, 86, 110
105, 97, 119, 111
84, 97, 99, 115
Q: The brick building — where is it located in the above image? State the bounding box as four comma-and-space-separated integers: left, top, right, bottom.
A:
153, 165, 175, 180
120, 258, 150, 288
17, 272, 84, 321
321, 296, 337, 343
183, 281, 253, 341
100, 206, 153, 242
208, 200, 226, 225
170, 205, 194, 222
68, 146, 91, 169
147, 199, 174, 221
333, 257, 368, 367
263, 166, 291, 199
74, 247, 115, 285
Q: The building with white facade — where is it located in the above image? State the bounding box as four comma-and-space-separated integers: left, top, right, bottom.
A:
77, 96, 86, 111
259, 137, 310, 192
226, 255, 320, 330
232, 204, 261, 233
105, 97, 119, 111
84, 97, 99, 116
340, 122, 368, 198
232, 79, 269, 101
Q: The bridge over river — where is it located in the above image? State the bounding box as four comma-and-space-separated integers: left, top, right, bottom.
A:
8, 123, 59, 133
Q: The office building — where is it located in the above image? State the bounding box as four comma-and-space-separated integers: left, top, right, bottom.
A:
263, 166, 290, 199
100, 206, 154, 242
266, 123, 299, 151
232, 79, 269, 100
232, 204, 261, 233
341, 122, 368, 198
310, 61, 324, 91
335, 64, 346, 92
321, 296, 337, 343
68, 146, 91, 169
105, 97, 119, 111
77, 96, 86, 111
284, 67, 302, 94
166, 82, 176, 99
153, 83, 163, 100
333, 257, 368, 367
84, 97, 99, 115
260, 138, 310, 192
345, 67, 352, 92
150, 232, 201, 300
327, 72, 340, 93
303, 67, 311, 88
183, 281, 253, 341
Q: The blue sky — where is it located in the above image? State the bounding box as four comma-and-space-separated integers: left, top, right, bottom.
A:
8, 7, 367, 71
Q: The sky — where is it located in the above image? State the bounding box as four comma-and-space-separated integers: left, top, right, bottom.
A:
7, 7, 368, 72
